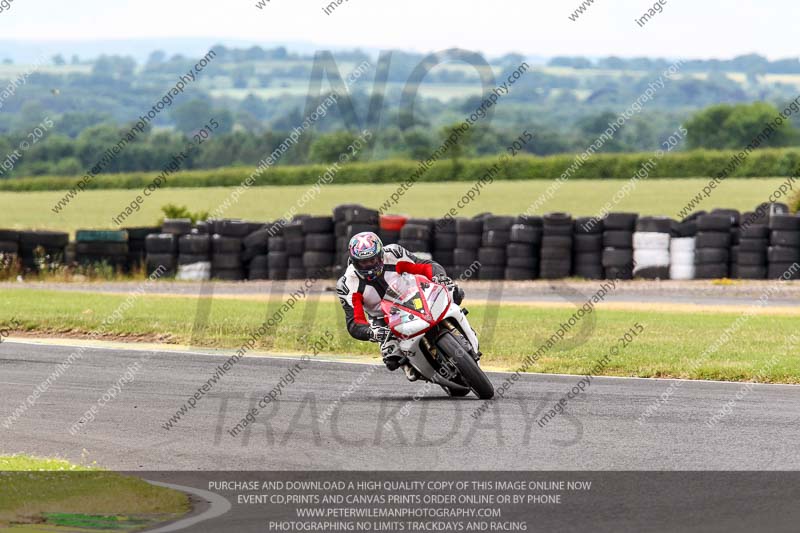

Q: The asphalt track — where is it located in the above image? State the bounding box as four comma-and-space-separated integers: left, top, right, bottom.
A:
2, 340, 798, 471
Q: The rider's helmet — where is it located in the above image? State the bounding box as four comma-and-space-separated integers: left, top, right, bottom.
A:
348, 231, 384, 282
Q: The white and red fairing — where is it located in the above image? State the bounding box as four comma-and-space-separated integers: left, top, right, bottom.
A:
379, 273, 480, 383
380, 274, 451, 339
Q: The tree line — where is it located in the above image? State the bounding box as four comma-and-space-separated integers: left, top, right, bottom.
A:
0, 101, 797, 179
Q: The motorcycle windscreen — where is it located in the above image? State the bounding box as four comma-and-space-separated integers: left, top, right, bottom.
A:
423, 282, 450, 321
380, 274, 449, 339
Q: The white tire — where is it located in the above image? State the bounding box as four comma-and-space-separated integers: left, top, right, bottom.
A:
177, 262, 212, 281
633, 232, 670, 250
634, 249, 670, 268
670, 264, 695, 280
670, 237, 696, 254
670, 251, 695, 266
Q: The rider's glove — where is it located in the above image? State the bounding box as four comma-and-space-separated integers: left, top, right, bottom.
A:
433, 275, 464, 304
369, 326, 391, 344
381, 341, 406, 370
432, 275, 454, 289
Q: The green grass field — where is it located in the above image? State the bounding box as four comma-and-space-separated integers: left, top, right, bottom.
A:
0, 178, 788, 235
0, 455, 189, 530
2, 289, 798, 383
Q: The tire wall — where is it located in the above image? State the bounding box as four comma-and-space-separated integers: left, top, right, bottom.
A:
4, 203, 798, 281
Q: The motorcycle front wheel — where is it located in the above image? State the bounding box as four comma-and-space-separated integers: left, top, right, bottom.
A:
436, 331, 494, 399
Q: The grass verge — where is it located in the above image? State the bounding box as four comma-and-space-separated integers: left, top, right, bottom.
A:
0, 455, 189, 531
0, 178, 789, 235
2, 289, 798, 383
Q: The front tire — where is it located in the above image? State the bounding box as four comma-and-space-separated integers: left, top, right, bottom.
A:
436, 331, 494, 399
442, 385, 470, 397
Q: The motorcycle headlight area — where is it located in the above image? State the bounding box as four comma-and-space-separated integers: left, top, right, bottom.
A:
392, 313, 430, 338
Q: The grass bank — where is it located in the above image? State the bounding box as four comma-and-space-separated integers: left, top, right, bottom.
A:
2, 289, 798, 383
0, 178, 788, 235
0, 455, 189, 530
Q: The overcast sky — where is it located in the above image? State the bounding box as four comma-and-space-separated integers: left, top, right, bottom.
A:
0, 0, 793, 59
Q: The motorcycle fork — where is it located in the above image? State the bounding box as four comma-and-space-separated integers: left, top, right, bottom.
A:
422, 329, 459, 381
440, 318, 480, 361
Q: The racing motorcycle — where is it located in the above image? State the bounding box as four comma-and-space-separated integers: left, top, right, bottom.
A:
377, 273, 494, 399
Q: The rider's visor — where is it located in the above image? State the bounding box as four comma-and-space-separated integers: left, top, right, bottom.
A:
354, 255, 382, 272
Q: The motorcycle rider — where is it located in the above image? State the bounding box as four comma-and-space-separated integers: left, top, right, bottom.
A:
336, 231, 465, 381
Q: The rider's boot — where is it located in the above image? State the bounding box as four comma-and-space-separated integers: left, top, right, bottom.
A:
383, 343, 420, 381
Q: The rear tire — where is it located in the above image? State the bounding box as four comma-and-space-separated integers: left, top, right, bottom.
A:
436, 331, 494, 400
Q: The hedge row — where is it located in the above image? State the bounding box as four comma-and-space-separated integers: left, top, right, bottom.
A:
2, 148, 800, 192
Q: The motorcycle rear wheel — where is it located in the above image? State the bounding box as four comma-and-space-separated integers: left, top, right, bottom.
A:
436, 331, 494, 399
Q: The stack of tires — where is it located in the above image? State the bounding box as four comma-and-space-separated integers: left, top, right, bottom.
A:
242, 224, 270, 280
670, 214, 698, 280
540, 213, 573, 279
767, 214, 800, 280
178, 232, 211, 281
267, 223, 288, 280
124, 227, 159, 271
433, 218, 457, 275
145, 234, 177, 276
399, 219, 433, 256
632, 217, 672, 279
345, 207, 379, 236
282, 220, 305, 280
195, 221, 211, 235
602, 213, 637, 280
573, 217, 603, 279
75, 230, 129, 271
454, 218, 483, 280
211, 219, 249, 281
303, 216, 336, 278
245, 221, 263, 235
694, 214, 732, 279
669, 237, 696, 280
710, 209, 741, 276
752, 202, 790, 225
333, 205, 365, 276
505, 216, 542, 280
342, 206, 379, 259
0, 229, 19, 271
162, 218, 193, 238
18, 231, 69, 271
478, 216, 514, 280
151, 218, 193, 277
734, 214, 769, 279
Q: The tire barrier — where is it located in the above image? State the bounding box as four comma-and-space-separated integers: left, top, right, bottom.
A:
602, 212, 636, 280
3, 202, 799, 281
694, 213, 733, 279
0, 230, 21, 271
124, 226, 160, 272
768, 214, 800, 280
16, 230, 69, 272
178, 233, 212, 280
479, 215, 515, 280
669, 237, 696, 280
507, 217, 542, 280
633, 217, 672, 280
71, 229, 128, 271
541, 212, 573, 279
573, 216, 603, 280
